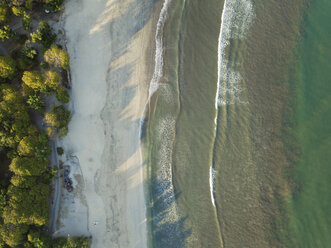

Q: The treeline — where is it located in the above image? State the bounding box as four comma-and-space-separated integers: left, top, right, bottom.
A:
0, 0, 90, 247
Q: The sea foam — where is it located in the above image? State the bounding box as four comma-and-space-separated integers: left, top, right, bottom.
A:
148, 0, 172, 97
209, 166, 216, 206
211, 0, 254, 206
215, 0, 254, 108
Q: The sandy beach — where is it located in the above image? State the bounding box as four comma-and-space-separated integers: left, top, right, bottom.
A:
53, 0, 160, 247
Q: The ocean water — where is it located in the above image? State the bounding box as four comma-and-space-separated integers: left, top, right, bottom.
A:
143, 0, 330, 247
284, 0, 331, 246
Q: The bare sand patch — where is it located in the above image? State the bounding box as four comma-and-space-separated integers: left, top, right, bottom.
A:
53, 0, 160, 247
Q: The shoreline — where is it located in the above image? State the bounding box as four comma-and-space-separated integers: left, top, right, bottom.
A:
52, 0, 161, 247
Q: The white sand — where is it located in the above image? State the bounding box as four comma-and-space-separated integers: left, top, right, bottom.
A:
54, 0, 160, 247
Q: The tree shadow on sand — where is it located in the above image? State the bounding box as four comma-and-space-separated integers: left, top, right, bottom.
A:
148, 178, 192, 248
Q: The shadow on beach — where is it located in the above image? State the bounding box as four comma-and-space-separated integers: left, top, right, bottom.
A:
148, 178, 192, 248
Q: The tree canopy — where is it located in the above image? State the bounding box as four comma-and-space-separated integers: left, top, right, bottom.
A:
22, 70, 61, 93
0, 223, 28, 247
0, 56, 17, 80
0, 26, 14, 42
0, 84, 34, 148
0, 2, 85, 246
9, 156, 48, 176
27, 94, 45, 113
45, 105, 70, 129
44, 44, 69, 70
43, 70, 61, 91
22, 71, 43, 90
10, 175, 37, 189
44, 0, 65, 12
0, 2, 9, 24
30, 21, 56, 48
3, 184, 49, 226
11, 6, 25, 17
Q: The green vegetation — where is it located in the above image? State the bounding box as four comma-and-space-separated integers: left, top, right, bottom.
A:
22, 70, 43, 90
11, 6, 25, 17
0, 1, 88, 247
22, 13, 32, 31
0, 2, 9, 24
56, 86, 69, 103
24, 232, 91, 248
0, 25, 14, 41
0, 84, 33, 148
30, 21, 56, 48
45, 105, 70, 137
52, 236, 91, 248
24, 0, 34, 10
56, 146, 63, 155
27, 94, 45, 113
45, 105, 70, 129
22, 70, 62, 94
13, 46, 37, 70
45, 0, 65, 12
0, 56, 17, 80
44, 44, 70, 70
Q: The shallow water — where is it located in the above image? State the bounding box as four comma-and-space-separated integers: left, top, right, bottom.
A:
284, 0, 331, 246
143, 0, 330, 247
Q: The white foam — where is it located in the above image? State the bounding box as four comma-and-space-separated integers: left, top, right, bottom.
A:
148, 0, 172, 97
138, 0, 172, 143
211, 0, 254, 206
138, 0, 180, 228
209, 166, 216, 206
215, 0, 254, 107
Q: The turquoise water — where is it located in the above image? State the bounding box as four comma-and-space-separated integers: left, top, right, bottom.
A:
285, 0, 331, 246
144, 0, 330, 247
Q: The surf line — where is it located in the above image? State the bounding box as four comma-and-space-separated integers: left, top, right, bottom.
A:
137, 0, 172, 229
211, 0, 255, 246
139, 0, 172, 140
148, 0, 172, 97
211, 0, 255, 207
210, 0, 228, 208
138, 1, 174, 245
209, 0, 231, 246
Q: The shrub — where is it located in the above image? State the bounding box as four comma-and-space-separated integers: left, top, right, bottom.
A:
0, 26, 14, 42
21, 46, 37, 60
58, 127, 67, 137
25, 0, 34, 10
44, 0, 64, 12
26, 230, 51, 248
27, 94, 45, 113
22, 13, 32, 30
12, 6, 25, 16
56, 147, 63, 155
56, 86, 69, 103
52, 236, 91, 248
44, 105, 70, 129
